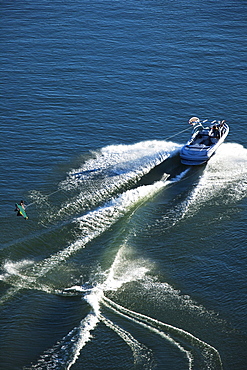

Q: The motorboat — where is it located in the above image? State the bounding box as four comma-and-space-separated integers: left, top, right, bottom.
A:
180, 117, 229, 165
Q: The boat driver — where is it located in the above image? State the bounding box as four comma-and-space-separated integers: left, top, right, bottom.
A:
188, 117, 204, 135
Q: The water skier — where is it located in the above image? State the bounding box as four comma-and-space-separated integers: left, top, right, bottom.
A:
15, 200, 28, 219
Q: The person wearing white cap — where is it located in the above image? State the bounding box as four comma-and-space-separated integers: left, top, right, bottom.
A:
188, 116, 204, 134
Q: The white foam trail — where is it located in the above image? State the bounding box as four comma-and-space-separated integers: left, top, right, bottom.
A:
102, 244, 152, 291
77, 244, 152, 362
36, 178, 171, 277
102, 296, 193, 368
0, 260, 35, 289
1, 175, 172, 306
31, 305, 153, 370
141, 277, 214, 318
1, 166, 190, 306
154, 143, 247, 228
179, 143, 247, 220
29, 245, 153, 369
66, 313, 100, 370
0, 259, 64, 305
28, 314, 99, 370
76, 175, 170, 236
100, 314, 154, 369
1, 259, 34, 277
25, 241, 222, 370
8, 143, 179, 288
66, 143, 247, 258
170, 168, 190, 183
102, 295, 222, 370
53, 140, 180, 220
70, 141, 179, 180
0, 260, 35, 304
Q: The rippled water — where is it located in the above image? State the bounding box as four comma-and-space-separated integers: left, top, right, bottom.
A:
1, 1, 246, 369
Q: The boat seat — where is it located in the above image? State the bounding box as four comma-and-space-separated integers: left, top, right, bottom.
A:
210, 138, 218, 144
200, 130, 209, 136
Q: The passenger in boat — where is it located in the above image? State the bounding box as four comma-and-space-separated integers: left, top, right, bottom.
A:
209, 125, 220, 143
209, 125, 220, 137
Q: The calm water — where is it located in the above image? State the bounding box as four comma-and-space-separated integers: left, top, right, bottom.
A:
1, 1, 247, 369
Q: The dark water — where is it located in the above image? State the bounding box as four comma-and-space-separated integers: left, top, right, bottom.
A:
1, 1, 246, 369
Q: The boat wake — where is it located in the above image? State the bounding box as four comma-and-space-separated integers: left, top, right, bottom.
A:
150, 142, 247, 230
26, 245, 222, 370
1, 140, 246, 369
0, 142, 184, 305
29, 140, 180, 223
0, 171, 181, 305
178, 142, 247, 221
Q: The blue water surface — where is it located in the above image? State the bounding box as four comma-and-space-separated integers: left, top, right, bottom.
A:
1, 1, 246, 369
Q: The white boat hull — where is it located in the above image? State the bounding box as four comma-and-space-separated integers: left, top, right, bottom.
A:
180, 123, 229, 166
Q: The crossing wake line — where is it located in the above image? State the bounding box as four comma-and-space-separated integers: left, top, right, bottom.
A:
102, 296, 222, 370
25, 245, 222, 370
25, 245, 154, 369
